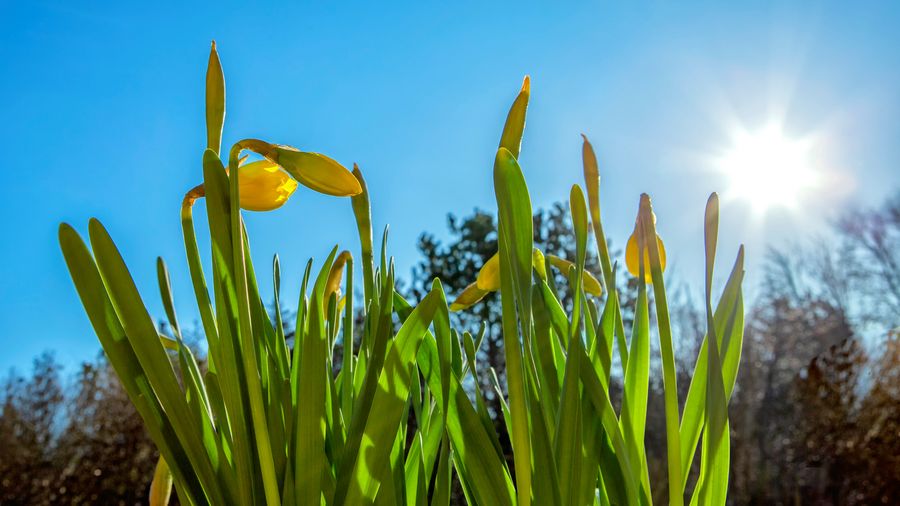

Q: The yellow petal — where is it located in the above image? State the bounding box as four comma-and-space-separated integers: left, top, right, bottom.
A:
546, 255, 603, 296
450, 282, 490, 311
625, 230, 666, 284
238, 160, 298, 211
584, 271, 604, 296
476, 253, 501, 291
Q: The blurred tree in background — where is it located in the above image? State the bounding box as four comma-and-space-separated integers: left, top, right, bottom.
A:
0, 354, 158, 505
1, 193, 898, 505
0, 353, 64, 504
726, 192, 900, 504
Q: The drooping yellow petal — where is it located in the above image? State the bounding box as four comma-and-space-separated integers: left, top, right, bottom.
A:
625, 230, 666, 284
239, 139, 362, 197
237, 160, 298, 211
546, 254, 604, 296
476, 252, 501, 291
450, 282, 490, 311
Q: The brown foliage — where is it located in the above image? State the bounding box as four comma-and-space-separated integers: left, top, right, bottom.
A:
0, 354, 158, 505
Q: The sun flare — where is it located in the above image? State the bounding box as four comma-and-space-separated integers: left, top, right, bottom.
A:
718, 123, 818, 214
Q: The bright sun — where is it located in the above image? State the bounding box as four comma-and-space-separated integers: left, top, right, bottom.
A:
718, 123, 818, 214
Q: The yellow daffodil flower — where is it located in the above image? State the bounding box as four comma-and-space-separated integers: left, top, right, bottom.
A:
237, 160, 298, 211
452, 248, 602, 311
475, 249, 554, 292
180, 159, 298, 215
183, 139, 360, 216
546, 254, 603, 296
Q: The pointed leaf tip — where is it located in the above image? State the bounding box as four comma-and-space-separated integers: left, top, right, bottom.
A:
88, 217, 103, 232
498, 80, 530, 158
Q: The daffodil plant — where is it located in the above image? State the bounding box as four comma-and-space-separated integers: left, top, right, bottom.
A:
60, 43, 745, 506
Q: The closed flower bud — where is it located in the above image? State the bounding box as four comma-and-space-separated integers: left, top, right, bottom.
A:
238, 139, 362, 197
625, 230, 666, 284
626, 194, 667, 284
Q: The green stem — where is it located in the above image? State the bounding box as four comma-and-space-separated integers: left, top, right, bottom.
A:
228, 143, 282, 506
180, 189, 221, 372
640, 205, 684, 506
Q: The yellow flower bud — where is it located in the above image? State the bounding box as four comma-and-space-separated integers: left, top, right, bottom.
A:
625, 229, 666, 284
532, 248, 547, 281
237, 139, 362, 197
237, 160, 298, 212
325, 251, 352, 303
149, 457, 173, 506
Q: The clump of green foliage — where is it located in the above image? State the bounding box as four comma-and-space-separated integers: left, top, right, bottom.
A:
59, 43, 745, 505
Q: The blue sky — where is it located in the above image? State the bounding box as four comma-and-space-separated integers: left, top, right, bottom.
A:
1, 1, 898, 374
